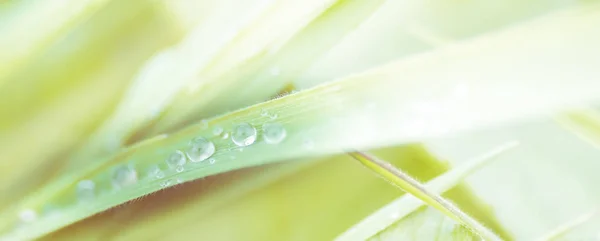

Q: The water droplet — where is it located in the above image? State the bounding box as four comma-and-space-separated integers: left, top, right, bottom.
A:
112, 165, 138, 188
209, 158, 216, 164
262, 123, 287, 144
147, 165, 165, 179
160, 179, 173, 188
221, 132, 229, 139
212, 126, 223, 136
260, 109, 269, 117
200, 119, 209, 129
18, 209, 37, 223
231, 123, 257, 147
186, 137, 215, 162
166, 150, 186, 168
176, 166, 184, 173
176, 178, 183, 184
76, 180, 96, 201
269, 113, 278, 120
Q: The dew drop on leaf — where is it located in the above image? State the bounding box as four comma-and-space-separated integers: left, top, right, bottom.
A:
262, 123, 287, 144
147, 165, 165, 179
231, 123, 257, 147
166, 150, 186, 168
186, 137, 215, 162
112, 165, 138, 188
212, 126, 223, 136
209, 158, 216, 164
200, 119, 209, 129
76, 180, 96, 201
160, 179, 173, 188
175, 166, 184, 173
260, 109, 269, 117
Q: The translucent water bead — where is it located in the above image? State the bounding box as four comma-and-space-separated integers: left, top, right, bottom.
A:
76, 180, 96, 201
262, 123, 286, 144
231, 123, 257, 147
112, 165, 138, 188
186, 137, 215, 162
166, 150, 186, 171
147, 165, 165, 179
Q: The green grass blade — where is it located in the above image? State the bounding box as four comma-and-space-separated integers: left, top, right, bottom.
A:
0, 0, 114, 86
533, 208, 600, 241
370, 207, 480, 241
296, 0, 586, 88
337, 141, 518, 241
347, 151, 502, 241
40, 146, 451, 241
556, 108, 600, 149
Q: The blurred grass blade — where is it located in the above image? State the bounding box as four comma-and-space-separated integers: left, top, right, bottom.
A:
295, 0, 587, 89
555, 108, 600, 149
347, 151, 502, 241
62, 0, 279, 166
337, 141, 518, 241
533, 208, 600, 241
0, 1, 181, 206
0, 0, 113, 85
371, 207, 481, 241
151, 0, 386, 133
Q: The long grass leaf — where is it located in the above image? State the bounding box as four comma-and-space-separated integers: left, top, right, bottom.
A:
347, 151, 502, 241
337, 141, 518, 241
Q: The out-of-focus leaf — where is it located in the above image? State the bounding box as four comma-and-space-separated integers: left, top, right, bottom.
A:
0, 0, 114, 85
556, 108, 600, 149
148, 0, 385, 134
0, 1, 181, 207
347, 151, 501, 240
338, 141, 518, 241
370, 207, 479, 241
533, 208, 599, 241
427, 119, 600, 239
296, 0, 590, 88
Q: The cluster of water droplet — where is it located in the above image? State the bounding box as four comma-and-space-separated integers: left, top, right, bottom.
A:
15, 119, 290, 230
